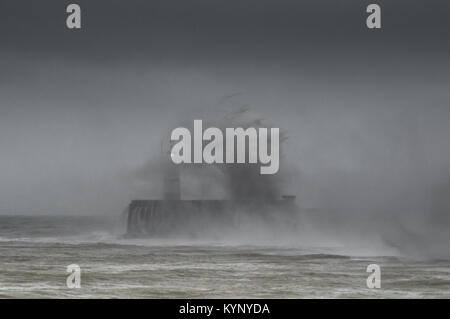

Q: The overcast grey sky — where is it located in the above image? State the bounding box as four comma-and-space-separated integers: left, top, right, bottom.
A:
0, 0, 449, 218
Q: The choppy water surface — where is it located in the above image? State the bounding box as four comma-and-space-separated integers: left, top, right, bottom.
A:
0, 216, 449, 298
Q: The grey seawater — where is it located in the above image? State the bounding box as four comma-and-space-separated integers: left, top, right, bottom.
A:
0, 216, 449, 298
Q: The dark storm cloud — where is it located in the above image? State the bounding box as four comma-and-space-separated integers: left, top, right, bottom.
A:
1, 0, 449, 65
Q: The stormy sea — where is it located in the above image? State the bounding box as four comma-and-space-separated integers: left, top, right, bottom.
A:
0, 215, 449, 299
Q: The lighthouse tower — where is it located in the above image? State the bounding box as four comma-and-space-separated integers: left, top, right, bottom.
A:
162, 139, 181, 200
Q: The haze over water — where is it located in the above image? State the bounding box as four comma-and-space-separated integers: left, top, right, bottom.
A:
0, 215, 448, 298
